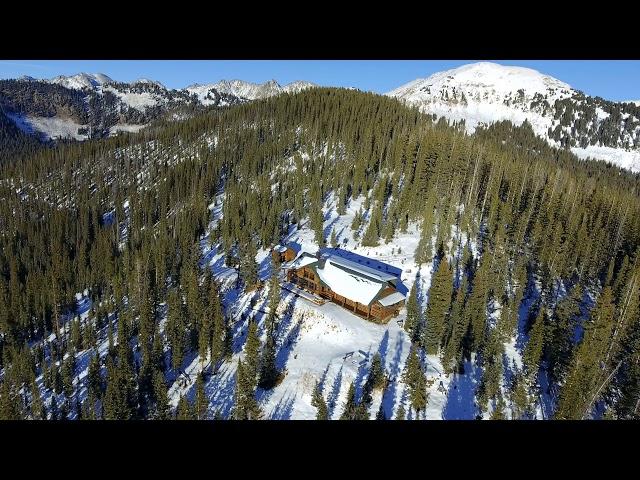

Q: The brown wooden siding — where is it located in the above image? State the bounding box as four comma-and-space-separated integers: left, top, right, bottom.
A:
284, 248, 297, 262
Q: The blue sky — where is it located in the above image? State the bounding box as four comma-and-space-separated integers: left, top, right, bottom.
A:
1, 60, 639, 101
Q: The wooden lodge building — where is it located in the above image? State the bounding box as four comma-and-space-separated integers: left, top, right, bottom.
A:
280, 249, 406, 323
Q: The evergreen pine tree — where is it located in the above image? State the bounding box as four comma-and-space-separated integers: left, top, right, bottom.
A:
233, 359, 262, 420
466, 256, 491, 352
339, 382, 358, 420
30, 379, 44, 420
330, 228, 338, 248
210, 281, 226, 366
403, 347, 428, 417
423, 257, 454, 354
50, 395, 58, 421
404, 282, 421, 342
87, 351, 102, 400
195, 373, 208, 420
176, 394, 196, 420
152, 370, 170, 420
523, 307, 545, 380
442, 276, 469, 374
0, 380, 19, 420
556, 287, 616, 419
259, 332, 279, 390
244, 320, 260, 389
312, 381, 329, 420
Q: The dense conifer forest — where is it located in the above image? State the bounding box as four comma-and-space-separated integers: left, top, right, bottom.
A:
0, 88, 638, 420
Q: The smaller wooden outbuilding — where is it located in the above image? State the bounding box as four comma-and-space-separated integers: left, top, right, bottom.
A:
272, 242, 300, 264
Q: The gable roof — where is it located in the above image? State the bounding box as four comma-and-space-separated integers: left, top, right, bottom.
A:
282, 251, 318, 270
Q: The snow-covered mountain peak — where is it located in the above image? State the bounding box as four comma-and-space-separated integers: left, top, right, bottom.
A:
386, 62, 640, 172
388, 62, 572, 100
49, 72, 114, 90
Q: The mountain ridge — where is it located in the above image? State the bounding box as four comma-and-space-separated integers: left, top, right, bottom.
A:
0, 75, 317, 142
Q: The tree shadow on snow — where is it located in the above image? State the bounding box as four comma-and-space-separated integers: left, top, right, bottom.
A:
354, 346, 373, 403
377, 330, 390, 368
515, 272, 540, 352
258, 253, 272, 282
275, 319, 302, 373
327, 364, 344, 418
380, 330, 405, 419
322, 217, 341, 242
318, 363, 331, 392
270, 391, 296, 420
204, 362, 237, 420
442, 360, 481, 420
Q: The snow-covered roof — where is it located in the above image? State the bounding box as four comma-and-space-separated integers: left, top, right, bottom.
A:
321, 254, 397, 283
284, 252, 318, 270
378, 291, 406, 307
316, 257, 384, 306
274, 244, 288, 253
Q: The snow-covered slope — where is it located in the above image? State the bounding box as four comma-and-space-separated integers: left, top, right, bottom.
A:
6, 112, 88, 141
387, 62, 640, 172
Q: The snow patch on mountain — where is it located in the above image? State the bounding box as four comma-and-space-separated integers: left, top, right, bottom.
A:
102, 86, 162, 111
109, 123, 148, 135
6, 112, 88, 141
571, 145, 640, 173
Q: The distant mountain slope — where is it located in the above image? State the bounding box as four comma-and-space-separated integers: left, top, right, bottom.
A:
387, 62, 640, 172
0, 75, 317, 145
